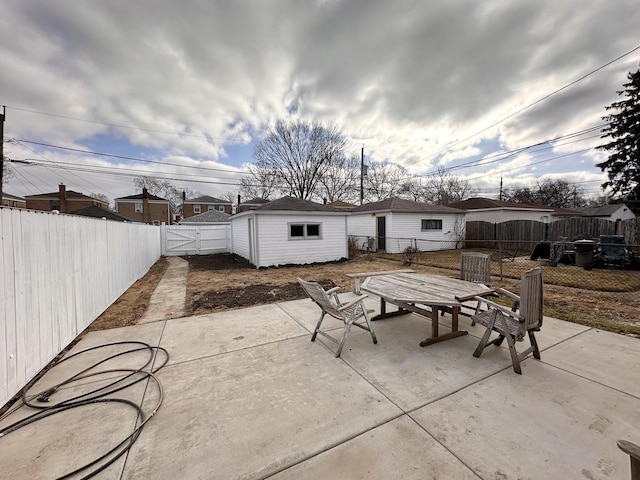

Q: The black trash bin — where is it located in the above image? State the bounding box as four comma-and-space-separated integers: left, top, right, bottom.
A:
574, 239, 596, 269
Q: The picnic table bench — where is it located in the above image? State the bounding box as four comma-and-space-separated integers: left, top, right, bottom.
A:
346, 269, 415, 294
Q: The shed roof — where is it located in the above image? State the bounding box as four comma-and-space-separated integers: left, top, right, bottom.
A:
351, 197, 463, 214
576, 204, 628, 217
69, 205, 134, 222
255, 196, 341, 212
179, 210, 231, 223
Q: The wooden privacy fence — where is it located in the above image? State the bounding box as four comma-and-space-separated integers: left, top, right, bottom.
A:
0, 209, 162, 407
466, 217, 640, 249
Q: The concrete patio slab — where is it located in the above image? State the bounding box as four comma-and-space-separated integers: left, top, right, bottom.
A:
2, 295, 638, 480
542, 328, 640, 397
270, 416, 478, 479
122, 337, 402, 480
158, 303, 309, 365
336, 313, 510, 411
410, 359, 640, 479
26, 322, 166, 394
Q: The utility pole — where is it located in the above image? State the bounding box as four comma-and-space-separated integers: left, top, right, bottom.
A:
360, 145, 364, 205
0, 106, 5, 204
499, 176, 503, 201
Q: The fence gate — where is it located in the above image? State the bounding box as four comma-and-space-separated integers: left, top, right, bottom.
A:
161, 224, 231, 256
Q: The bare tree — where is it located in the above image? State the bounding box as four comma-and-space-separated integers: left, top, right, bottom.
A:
133, 176, 182, 213
422, 166, 475, 205
239, 164, 281, 200
90, 193, 110, 208
364, 161, 412, 201
252, 119, 347, 200
504, 179, 585, 208
318, 152, 360, 203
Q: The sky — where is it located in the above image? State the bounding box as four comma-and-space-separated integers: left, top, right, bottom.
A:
2, 0, 640, 206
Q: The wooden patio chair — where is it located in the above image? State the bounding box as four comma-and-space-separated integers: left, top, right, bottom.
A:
470, 267, 543, 374
297, 278, 377, 358
460, 252, 491, 322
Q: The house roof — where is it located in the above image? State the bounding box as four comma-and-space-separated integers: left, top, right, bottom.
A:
351, 197, 463, 214
445, 197, 584, 216
179, 210, 231, 223
25, 190, 107, 202
255, 196, 341, 212
240, 197, 270, 206
576, 204, 628, 217
69, 205, 134, 222
446, 197, 553, 211
2, 192, 25, 201
184, 195, 231, 204
115, 192, 169, 202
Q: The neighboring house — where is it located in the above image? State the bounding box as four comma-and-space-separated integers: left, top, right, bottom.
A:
114, 188, 171, 225
183, 195, 232, 217
446, 197, 581, 223
24, 184, 108, 213
237, 197, 270, 213
69, 205, 134, 222
348, 197, 465, 253
576, 204, 636, 222
179, 209, 231, 224
2, 192, 26, 208
231, 196, 348, 268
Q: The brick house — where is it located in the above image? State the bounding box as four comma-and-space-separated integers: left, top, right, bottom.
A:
237, 197, 269, 213
183, 195, 232, 218
2, 192, 26, 208
25, 184, 108, 213
114, 188, 171, 225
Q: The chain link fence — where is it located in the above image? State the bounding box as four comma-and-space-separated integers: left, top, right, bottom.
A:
348, 235, 640, 336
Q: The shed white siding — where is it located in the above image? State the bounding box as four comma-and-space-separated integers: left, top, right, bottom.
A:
384, 212, 461, 253
347, 214, 376, 248
464, 209, 551, 223
231, 216, 250, 259
253, 214, 347, 267
610, 205, 636, 222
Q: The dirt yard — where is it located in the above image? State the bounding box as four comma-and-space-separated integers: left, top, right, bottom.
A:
90, 253, 640, 337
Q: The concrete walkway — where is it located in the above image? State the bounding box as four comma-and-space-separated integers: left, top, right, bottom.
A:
2, 269, 639, 479
139, 256, 188, 323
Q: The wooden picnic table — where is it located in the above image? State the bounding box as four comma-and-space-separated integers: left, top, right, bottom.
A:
360, 272, 495, 347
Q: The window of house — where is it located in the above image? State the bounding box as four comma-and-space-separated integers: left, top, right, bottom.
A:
135, 202, 143, 213
152, 220, 161, 226
194, 204, 201, 214
421, 219, 443, 230
208, 205, 215, 211
289, 223, 322, 239
218, 205, 225, 212
50, 200, 60, 211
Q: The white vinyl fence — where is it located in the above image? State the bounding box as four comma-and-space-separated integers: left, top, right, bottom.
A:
1, 209, 161, 407
161, 224, 231, 256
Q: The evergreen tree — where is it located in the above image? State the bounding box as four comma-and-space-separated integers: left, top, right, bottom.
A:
596, 66, 640, 200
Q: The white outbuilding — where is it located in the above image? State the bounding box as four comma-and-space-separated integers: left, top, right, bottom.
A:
230, 196, 349, 268
348, 197, 465, 253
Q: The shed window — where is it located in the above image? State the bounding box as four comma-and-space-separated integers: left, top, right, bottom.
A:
135, 202, 143, 213
289, 223, 322, 239
421, 219, 442, 230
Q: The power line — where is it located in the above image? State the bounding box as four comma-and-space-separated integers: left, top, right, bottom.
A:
414, 43, 640, 165
14, 139, 244, 176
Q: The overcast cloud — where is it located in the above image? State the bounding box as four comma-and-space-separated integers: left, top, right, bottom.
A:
2, 0, 639, 202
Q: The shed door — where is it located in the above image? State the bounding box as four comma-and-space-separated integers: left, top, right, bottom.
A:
376, 216, 386, 251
